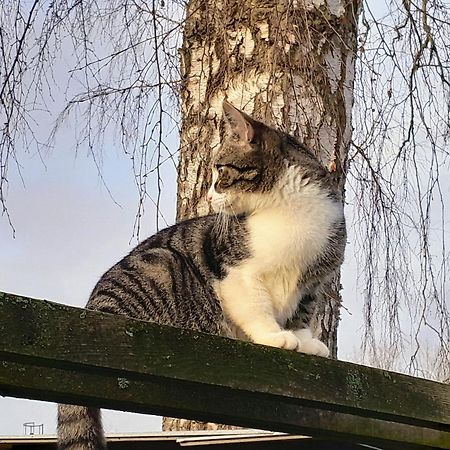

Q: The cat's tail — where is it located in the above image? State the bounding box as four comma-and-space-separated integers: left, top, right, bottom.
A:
57, 404, 107, 450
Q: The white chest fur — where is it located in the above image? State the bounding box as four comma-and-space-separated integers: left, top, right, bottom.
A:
247, 186, 341, 321
216, 171, 343, 330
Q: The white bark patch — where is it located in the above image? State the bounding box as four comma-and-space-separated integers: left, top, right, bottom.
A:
226, 70, 272, 110
301, 0, 345, 17
285, 74, 338, 163
181, 138, 212, 217
209, 128, 221, 156
208, 94, 227, 121
324, 48, 341, 93
211, 54, 221, 76
302, 0, 325, 9
287, 32, 296, 44
283, 33, 295, 53
228, 27, 255, 59
318, 121, 338, 163
185, 153, 201, 199
241, 28, 255, 58
186, 44, 216, 108
256, 22, 269, 41
286, 75, 323, 136
326, 0, 346, 17
342, 51, 355, 158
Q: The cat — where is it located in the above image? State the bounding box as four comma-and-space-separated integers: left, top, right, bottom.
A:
57, 101, 346, 450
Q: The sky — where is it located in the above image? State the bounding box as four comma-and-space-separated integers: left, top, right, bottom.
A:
0, 144, 175, 435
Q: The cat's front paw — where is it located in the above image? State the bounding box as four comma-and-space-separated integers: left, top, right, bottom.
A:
299, 338, 330, 357
294, 328, 330, 357
255, 330, 301, 351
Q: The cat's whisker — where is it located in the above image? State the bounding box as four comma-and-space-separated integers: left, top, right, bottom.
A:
212, 203, 231, 243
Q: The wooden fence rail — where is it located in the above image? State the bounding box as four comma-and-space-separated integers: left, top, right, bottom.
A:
0, 291, 449, 449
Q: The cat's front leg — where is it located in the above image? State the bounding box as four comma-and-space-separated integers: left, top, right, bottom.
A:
217, 267, 302, 351
293, 328, 330, 357
286, 292, 330, 357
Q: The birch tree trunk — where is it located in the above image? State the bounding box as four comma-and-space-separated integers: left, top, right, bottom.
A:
165, 0, 361, 432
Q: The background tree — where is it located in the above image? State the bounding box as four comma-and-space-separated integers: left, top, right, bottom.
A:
1, 0, 449, 431
165, 0, 360, 431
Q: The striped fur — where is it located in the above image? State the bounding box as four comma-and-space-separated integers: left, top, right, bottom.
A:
57, 102, 346, 449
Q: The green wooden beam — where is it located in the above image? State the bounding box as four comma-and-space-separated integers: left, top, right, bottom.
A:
0, 292, 449, 449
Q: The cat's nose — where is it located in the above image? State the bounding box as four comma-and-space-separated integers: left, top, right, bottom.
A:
206, 193, 213, 203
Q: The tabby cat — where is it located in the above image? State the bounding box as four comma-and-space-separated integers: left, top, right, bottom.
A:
57, 101, 346, 450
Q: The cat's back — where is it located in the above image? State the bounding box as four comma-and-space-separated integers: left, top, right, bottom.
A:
86, 214, 249, 334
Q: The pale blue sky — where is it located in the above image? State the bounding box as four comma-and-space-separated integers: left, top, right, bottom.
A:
0, 142, 177, 435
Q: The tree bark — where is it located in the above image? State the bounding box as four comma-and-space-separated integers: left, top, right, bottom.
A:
167, 0, 361, 432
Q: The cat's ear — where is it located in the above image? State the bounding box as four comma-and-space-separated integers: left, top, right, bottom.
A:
222, 101, 255, 144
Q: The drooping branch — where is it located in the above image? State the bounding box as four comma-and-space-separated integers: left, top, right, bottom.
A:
0, 0, 184, 231
351, 0, 450, 376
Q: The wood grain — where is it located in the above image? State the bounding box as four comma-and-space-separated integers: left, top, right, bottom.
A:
1, 292, 449, 449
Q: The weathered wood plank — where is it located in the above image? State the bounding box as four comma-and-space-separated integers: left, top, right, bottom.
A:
0, 291, 449, 449
1, 361, 449, 450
